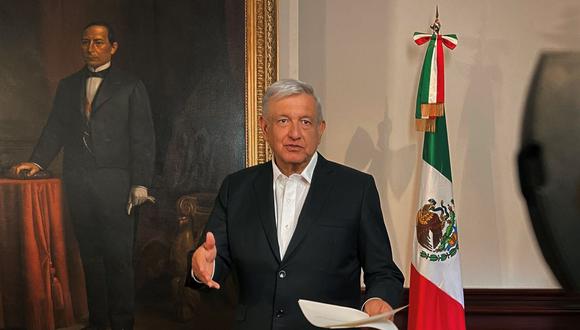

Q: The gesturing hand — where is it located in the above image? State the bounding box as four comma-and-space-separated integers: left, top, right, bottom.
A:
191, 232, 221, 289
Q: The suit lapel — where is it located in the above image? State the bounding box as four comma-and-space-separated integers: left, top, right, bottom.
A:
91, 67, 121, 113
283, 154, 334, 262
253, 162, 282, 263
75, 70, 87, 116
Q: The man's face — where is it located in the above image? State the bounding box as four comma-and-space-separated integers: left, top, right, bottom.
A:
81, 25, 118, 68
260, 93, 325, 175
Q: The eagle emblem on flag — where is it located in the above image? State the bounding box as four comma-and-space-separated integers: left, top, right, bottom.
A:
416, 199, 459, 261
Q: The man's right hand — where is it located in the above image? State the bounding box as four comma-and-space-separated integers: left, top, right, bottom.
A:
191, 232, 221, 289
11, 162, 41, 177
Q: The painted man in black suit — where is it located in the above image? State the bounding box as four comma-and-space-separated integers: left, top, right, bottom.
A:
12, 22, 155, 330
187, 79, 404, 329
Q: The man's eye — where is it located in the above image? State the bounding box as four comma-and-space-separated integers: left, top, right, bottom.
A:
278, 118, 288, 124
301, 120, 312, 126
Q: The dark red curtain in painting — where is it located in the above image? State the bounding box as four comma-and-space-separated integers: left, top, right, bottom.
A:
0, 178, 87, 330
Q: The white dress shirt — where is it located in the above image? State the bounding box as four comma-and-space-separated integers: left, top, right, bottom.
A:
272, 152, 318, 259
86, 61, 111, 104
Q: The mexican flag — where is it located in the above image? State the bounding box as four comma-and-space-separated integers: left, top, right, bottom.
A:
408, 32, 466, 330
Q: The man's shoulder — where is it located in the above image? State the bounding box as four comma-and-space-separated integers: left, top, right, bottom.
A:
59, 69, 85, 84
60, 66, 142, 85
225, 161, 271, 183
318, 155, 373, 182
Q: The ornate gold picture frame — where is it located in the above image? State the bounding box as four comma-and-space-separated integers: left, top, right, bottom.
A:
246, 0, 277, 166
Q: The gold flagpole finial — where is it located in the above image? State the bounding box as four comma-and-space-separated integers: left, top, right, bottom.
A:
430, 5, 441, 33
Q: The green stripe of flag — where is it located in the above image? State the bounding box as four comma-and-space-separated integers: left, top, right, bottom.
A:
422, 115, 452, 181
415, 34, 437, 119
444, 34, 458, 42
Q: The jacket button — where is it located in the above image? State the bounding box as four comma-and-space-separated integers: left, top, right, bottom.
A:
278, 270, 286, 278
276, 309, 285, 318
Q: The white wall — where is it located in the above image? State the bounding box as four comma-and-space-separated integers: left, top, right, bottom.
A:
278, 0, 580, 288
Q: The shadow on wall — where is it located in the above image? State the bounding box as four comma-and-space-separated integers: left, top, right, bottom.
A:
456, 33, 503, 285
344, 108, 416, 264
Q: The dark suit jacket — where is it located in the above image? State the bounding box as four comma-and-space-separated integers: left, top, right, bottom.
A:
187, 154, 404, 330
30, 66, 155, 187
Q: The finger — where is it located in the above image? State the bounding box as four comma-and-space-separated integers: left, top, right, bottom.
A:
206, 279, 221, 289
381, 302, 393, 313
192, 262, 219, 289
13, 164, 27, 175
29, 167, 40, 176
195, 269, 220, 289
127, 202, 133, 215
204, 232, 216, 251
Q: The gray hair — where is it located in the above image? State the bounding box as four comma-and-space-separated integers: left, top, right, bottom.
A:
262, 79, 323, 122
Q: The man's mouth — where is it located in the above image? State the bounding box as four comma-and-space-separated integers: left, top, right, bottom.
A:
284, 144, 303, 151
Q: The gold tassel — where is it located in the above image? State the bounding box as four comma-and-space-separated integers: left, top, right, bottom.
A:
416, 118, 436, 132
421, 103, 445, 118
50, 265, 65, 309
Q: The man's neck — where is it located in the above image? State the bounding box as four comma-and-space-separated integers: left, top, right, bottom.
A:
277, 163, 307, 177
273, 153, 318, 178
88, 62, 111, 72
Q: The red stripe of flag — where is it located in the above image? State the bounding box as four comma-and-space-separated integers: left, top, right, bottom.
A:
408, 265, 466, 330
436, 35, 445, 104
414, 36, 431, 45
442, 38, 457, 50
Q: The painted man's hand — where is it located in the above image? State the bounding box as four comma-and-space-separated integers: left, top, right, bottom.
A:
364, 299, 394, 320
126, 186, 155, 215
11, 162, 41, 177
191, 232, 221, 289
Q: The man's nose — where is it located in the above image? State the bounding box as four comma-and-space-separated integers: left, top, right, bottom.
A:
288, 122, 301, 139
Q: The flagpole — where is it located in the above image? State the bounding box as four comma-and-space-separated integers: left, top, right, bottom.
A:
408, 8, 465, 330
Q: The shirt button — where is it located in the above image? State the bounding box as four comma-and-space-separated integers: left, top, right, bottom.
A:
276, 309, 285, 317
278, 270, 287, 279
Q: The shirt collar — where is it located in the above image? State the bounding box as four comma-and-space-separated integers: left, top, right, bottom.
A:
88, 61, 111, 73
272, 152, 318, 184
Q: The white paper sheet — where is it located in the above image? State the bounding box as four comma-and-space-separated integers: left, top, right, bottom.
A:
298, 299, 408, 330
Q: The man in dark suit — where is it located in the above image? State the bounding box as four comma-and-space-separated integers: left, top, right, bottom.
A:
12, 22, 155, 330
188, 79, 403, 329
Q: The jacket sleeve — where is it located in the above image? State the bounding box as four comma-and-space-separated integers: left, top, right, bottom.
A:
128, 80, 156, 187
29, 80, 68, 168
359, 175, 405, 307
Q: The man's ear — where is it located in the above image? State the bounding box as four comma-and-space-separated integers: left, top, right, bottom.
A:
318, 120, 326, 138
259, 116, 268, 134
111, 42, 119, 55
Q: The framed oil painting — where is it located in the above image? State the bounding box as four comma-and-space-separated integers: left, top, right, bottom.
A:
0, 0, 276, 328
